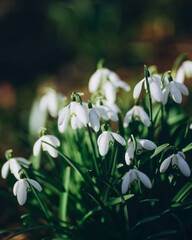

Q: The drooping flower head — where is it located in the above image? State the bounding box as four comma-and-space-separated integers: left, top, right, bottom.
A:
1, 150, 30, 180
33, 128, 60, 158
40, 87, 64, 118
160, 151, 191, 177
125, 138, 157, 165
124, 105, 151, 128
176, 60, 192, 83
133, 75, 163, 103
13, 178, 42, 205
97, 129, 126, 156
162, 72, 189, 104
121, 169, 152, 194
58, 93, 89, 133
89, 67, 130, 103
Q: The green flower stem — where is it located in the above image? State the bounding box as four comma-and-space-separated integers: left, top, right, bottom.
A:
144, 65, 153, 139
23, 170, 53, 224
161, 104, 164, 129
59, 166, 71, 226
108, 143, 119, 180
103, 144, 119, 203
87, 125, 100, 176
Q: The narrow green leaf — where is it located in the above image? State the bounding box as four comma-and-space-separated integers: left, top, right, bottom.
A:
182, 143, 192, 153
146, 229, 177, 240
172, 181, 192, 202
150, 143, 169, 159
109, 194, 134, 206
133, 215, 160, 229
7, 225, 72, 240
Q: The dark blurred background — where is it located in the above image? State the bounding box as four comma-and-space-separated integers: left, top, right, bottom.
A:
1, 0, 192, 233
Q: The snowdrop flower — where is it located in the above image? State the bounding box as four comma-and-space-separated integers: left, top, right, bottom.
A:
58, 101, 89, 132
33, 134, 60, 158
13, 178, 42, 205
96, 99, 119, 121
176, 60, 192, 83
89, 68, 130, 103
125, 138, 157, 165
1, 157, 30, 180
97, 131, 126, 156
133, 75, 163, 103
160, 151, 191, 177
40, 88, 63, 118
121, 169, 152, 194
124, 106, 151, 127
162, 75, 189, 104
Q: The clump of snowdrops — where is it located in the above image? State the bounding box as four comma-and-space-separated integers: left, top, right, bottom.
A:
2, 55, 192, 240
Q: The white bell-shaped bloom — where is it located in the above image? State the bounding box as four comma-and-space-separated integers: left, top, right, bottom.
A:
97, 131, 126, 156
88, 108, 100, 132
133, 75, 163, 103
33, 135, 60, 158
13, 178, 42, 205
95, 100, 119, 121
124, 106, 151, 127
162, 80, 189, 104
176, 60, 192, 83
1, 157, 30, 180
121, 169, 152, 194
89, 68, 130, 103
125, 138, 157, 165
58, 101, 89, 132
160, 151, 191, 177
40, 88, 63, 118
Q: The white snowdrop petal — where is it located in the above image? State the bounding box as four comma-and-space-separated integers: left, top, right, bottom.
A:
136, 170, 152, 189
17, 180, 27, 205
110, 132, 126, 146
47, 135, 60, 147
13, 181, 19, 196
170, 82, 182, 103
94, 106, 108, 120
58, 106, 69, 126
1, 161, 10, 179
121, 172, 131, 194
46, 145, 58, 158
133, 80, 144, 99
27, 179, 42, 192
89, 70, 102, 93
160, 155, 172, 173
162, 87, 169, 105
39, 95, 48, 112
105, 108, 118, 121
175, 82, 189, 96
89, 109, 100, 132
98, 132, 113, 156
71, 116, 78, 129
10, 159, 22, 180
124, 109, 133, 127
103, 82, 116, 103
150, 81, 163, 102
137, 107, 151, 127
178, 151, 186, 159
114, 80, 130, 91
16, 157, 30, 166
137, 139, 157, 150
58, 118, 69, 133
47, 92, 58, 118
125, 141, 134, 165
175, 66, 185, 83
177, 154, 191, 177
74, 104, 89, 125
33, 139, 42, 157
